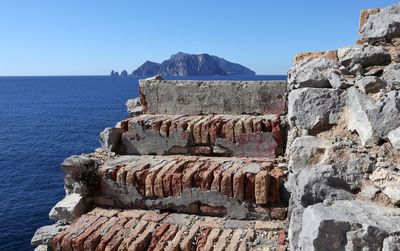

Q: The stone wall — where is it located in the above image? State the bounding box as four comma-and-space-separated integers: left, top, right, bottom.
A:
286, 3, 400, 250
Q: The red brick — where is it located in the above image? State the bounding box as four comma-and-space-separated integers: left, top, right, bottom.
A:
179, 224, 200, 251
141, 211, 168, 223
278, 229, 286, 245
200, 163, 220, 190
60, 215, 100, 251
272, 118, 283, 146
201, 119, 211, 144
163, 161, 188, 197
220, 161, 242, 197
244, 173, 256, 202
83, 217, 119, 251
117, 220, 148, 251
255, 170, 270, 205
269, 167, 284, 204
164, 226, 187, 251
71, 216, 108, 251
144, 163, 165, 198
127, 222, 157, 251
202, 228, 221, 251
193, 117, 207, 145
135, 168, 150, 196
225, 229, 244, 250
225, 118, 238, 143
213, 229, 233, 251
195, 228, 211, 250
94, 217, 128, 251
189, 146, 212, 156
116, 166, 127, 186
271, 207, 288, 220
233, 170, 245, 201
171, 172, 183, 196
104, 218, 138, 251
210, 167, 224, 192
199, 205, 226, 217
147, 224, 170, 251
238, 229, 255, 251
253, 117, 263, 132
153, 160, 178, 198
209, 117, 223, 144
151, 225, 178, 251
243, 117, 254, 134
159, 119, 172, 137
182, 162, 204, 190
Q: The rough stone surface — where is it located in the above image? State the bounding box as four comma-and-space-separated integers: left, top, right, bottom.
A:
49, 193, 89, 223
338, 45, 391, 68
298, 200, 400, 250
388, 127, 400, 149
288, 88, 342, 130
287, 58, 338, 89
288, 164, 360, 208
99, 127, 122, 152
139, 80, 287, 115
327, 69, 352, 89
288, 136, 331, 170
382, 63, 400, 89
345, 87, 380, 147
355, 76, 386, 93
360, 185, 380, 199
31, 223, 67, 246
126, 97, 143, 117
360, 4, 400, 42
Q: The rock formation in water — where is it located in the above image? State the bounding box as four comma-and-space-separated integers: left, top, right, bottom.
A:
131, 52, 256, 76
32, 3, 400, 251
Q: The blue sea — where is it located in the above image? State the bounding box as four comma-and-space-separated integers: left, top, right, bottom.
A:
0, 75, 286, 251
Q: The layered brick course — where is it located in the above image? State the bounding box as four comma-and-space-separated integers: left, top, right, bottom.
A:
52, 208, 286, 251
95, 155, 287, 220
119, 114, 284, 157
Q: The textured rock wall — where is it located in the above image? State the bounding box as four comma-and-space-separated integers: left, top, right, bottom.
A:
287, 3, 400, 250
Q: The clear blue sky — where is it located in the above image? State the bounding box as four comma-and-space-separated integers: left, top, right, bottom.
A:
0, 0, 398, 76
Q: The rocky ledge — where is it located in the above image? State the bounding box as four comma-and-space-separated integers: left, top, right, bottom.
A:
33, 3, 400, 251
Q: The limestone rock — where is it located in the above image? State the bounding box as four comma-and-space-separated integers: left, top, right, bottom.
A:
355, 76, 386, 93
49, 193, 89, 223
360, 3, 400, 42
345, 87, 380, 147
382, 63, 400, 89
383, 236, 400, 250
34, 245, 50, 251
370, 167, 400, 188
288, 164, 360, 208
327, 69, 352, 89
288, 88, 342, 130
126, 97, 143, 117
298, 200, 400, 250
375, 90, 400, 139
338, 45, 391, 68
31, 223, 67, 246
388, 127, 400, 149
288, 136, 331, 170
360, 185, 380, 199
384, 184, 400, 205
287, 58, 337, 89
99, 127, 122, 153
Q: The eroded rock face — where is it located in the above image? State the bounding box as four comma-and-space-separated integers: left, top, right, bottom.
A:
360, 3, 400, 42
49, 193, 89, 223
298, 200, 400, 250
287, 58, 338, 89
337, 45, 391, 68
288, 88, 342, 130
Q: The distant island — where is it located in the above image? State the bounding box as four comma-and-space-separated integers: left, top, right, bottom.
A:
110, 52, 256, 77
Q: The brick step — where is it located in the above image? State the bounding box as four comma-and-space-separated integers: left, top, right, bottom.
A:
116, 114, 284, 158
139, 79, 287, 116
94, 155, 287, 220
52, 208, 287, 251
